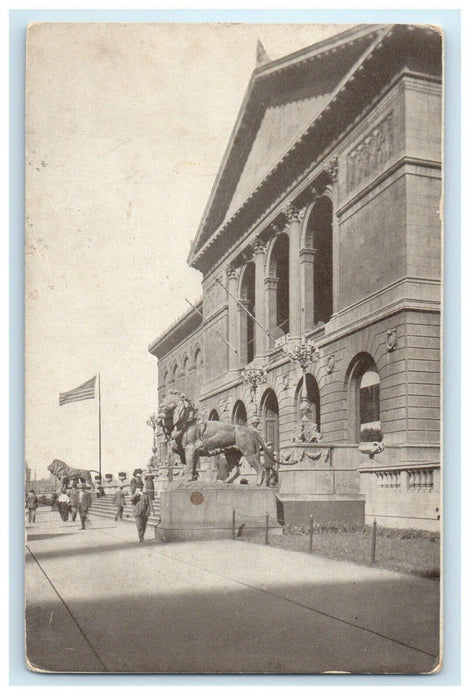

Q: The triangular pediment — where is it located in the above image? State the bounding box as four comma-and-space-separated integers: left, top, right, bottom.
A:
188, 25, 383, 267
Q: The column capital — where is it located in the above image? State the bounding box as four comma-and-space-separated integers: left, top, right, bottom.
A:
252, 236, 267, 256
299, 247, 316, 260
282, 202, 307, 224
264, 276, 279, 291
326, 156, 338, 183
226, 263, 241, 280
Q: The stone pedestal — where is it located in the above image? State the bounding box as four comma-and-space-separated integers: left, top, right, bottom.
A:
278, 442, 365, 526
155, 483, 282, 542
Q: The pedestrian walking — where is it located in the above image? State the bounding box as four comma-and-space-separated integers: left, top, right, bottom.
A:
57, 489, 70, 522
69, 485, 79, 522
77, 484, 92, 530
50, 492, 59, 511
134, 469, 144, 491
131, 488, 152, 542
113, 486, 126, 521
25, 489, 38, 523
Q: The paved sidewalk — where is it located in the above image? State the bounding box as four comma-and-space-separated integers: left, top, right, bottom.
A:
25, 507, 440, 675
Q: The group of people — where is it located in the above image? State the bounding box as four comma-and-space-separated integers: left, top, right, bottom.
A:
53, 483, 92, 529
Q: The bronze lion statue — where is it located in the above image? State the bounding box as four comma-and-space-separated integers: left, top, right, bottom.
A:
48, 459, 98, 489
157, 391, 289, 485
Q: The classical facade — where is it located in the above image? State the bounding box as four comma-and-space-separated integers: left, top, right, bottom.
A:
149, 24, 442, 529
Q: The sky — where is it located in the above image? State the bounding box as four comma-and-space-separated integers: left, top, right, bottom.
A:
25, 22, 353, 479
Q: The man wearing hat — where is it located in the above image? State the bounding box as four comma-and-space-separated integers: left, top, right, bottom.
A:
131, 487, 152, 542
77, 483, 92, 530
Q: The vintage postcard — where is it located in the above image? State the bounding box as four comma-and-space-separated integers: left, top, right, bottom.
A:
25, 22, 442, 674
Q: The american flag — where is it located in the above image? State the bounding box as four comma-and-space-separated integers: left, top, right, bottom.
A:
59, 376, 96, 406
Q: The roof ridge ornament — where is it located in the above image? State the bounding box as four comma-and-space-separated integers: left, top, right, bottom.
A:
256, 39, 271, 67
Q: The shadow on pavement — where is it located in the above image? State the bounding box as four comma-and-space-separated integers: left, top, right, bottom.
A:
25, 571, 440, 675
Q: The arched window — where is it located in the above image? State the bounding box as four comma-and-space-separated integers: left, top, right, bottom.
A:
305, 197, 333, 326
260, 389, 279, 451
172, 363, 178, 388
162, 370, 169, 396
232, 400, 247, 426
239, 262, 255, 363
346, 353, 381, 441
193, 347, 203, 402
359, 371, 381, 431
208, 409, 219, 422
182, 355, 190, 396
194, 347, 203, 369
267, 233, 289, 338
295, 373, 321, 431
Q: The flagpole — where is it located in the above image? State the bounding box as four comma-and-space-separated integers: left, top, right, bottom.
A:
98, 373, 102, 483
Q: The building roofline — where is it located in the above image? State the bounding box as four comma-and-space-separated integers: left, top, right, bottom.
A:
189, 24, 441, 272
148, 298, 203, 358
188, 24, 383, 266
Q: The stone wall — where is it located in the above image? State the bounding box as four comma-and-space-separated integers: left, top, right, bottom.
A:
157, 328, 204, 408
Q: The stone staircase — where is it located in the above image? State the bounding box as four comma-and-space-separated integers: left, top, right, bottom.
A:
89, 493, 161, 529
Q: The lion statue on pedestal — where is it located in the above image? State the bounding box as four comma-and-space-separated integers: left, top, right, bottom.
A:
157, 391, 289, 485
48, 459, 98, 489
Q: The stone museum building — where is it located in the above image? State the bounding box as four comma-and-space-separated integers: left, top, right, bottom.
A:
149, 24, 442, 530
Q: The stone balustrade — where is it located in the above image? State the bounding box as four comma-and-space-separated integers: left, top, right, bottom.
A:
358, 462, 440, 531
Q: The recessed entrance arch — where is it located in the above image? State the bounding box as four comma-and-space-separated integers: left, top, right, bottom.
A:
267, 233, 290, 338
260, 389, 279, 451
239, 262, 255, 363
295, 373, 321, 430
232, 400, 247, 426
305, 197, 333, 326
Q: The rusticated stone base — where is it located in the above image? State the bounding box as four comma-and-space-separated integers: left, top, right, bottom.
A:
155, 484, 282, 542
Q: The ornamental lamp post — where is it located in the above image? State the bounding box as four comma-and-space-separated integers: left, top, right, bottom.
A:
283, 340, 320, 415
241, 365, 267, 429
146, 414, 158, 455
146, 413, 159, 472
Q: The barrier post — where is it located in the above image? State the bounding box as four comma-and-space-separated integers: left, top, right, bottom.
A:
232, 508, 236, 540
265, 512, 269, 545
371, 518, 377, 565
309, 514, 314, 553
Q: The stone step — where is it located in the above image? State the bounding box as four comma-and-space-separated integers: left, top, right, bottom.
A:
89, 494, 161, 525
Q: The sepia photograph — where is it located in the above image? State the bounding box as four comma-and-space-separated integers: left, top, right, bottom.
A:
24, 20, 443, 675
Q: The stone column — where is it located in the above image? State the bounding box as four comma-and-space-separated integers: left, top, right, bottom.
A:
299, 248, 315, 335
264, 276, 279, 351
253, 237, 267, 358
284, 204, 305, 339
226, 264, 240, 370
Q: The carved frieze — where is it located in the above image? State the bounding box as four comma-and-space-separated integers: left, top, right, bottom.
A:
347, 112, 395, 192
280, 446, 330, 465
